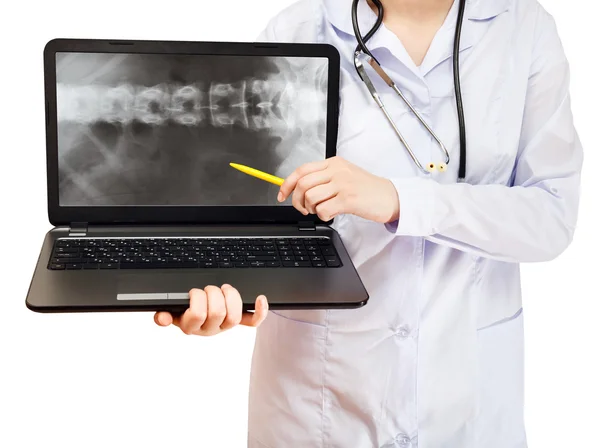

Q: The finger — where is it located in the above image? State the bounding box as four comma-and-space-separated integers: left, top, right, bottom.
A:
302, 182, 338, 215
179, 288, 208, 335
278, 160, 329, 202
241, 295, 269, 327
154, 311, 173, 327
314, 196, 344, 222
201, 285, 227, 333
220, 284, 243, 331
291, 170, 332, 214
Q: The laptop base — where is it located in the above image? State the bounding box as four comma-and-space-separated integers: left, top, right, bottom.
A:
26, 224, 369, 313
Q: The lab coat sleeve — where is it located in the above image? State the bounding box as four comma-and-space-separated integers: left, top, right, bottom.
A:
385, 11, 583, 263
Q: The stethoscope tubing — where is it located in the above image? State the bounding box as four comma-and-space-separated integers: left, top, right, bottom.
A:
351, 0, 467, 179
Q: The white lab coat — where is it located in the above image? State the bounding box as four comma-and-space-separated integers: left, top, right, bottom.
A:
248, 0, 583, 447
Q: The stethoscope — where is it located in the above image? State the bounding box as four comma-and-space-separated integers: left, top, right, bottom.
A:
351, 0, 467, 180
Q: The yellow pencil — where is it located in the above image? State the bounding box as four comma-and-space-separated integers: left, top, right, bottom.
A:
229, 162, 285, 186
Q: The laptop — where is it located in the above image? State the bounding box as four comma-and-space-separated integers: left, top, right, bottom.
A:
25, 38, 369, 314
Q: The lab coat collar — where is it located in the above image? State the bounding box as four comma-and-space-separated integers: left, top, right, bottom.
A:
323, 0, 510, 76
323, 0, 511, 38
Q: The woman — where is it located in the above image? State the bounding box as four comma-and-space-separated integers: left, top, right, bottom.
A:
154, 0, 583, 446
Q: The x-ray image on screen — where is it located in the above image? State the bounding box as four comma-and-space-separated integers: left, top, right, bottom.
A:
55, 52, 329, 206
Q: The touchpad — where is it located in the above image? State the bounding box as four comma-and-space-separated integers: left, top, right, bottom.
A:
117, 271, 221, 296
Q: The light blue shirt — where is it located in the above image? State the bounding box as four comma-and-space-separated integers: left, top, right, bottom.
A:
249, 1, 583, 447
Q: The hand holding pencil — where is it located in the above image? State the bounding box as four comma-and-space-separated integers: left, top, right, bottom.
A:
229, 158, 400, 224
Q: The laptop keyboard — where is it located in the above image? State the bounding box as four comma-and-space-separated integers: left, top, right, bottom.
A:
47, 237, 342, 270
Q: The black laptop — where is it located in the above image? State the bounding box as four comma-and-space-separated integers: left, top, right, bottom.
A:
25, 38, 369, 314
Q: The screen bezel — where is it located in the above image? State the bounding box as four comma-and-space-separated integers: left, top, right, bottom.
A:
44, 38, 340, 226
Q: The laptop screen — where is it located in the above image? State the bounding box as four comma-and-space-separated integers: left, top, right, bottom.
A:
55, 52, 329, 207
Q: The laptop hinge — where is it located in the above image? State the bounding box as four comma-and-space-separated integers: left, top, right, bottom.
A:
298, 221, 316, 231
69, 222, 88, 237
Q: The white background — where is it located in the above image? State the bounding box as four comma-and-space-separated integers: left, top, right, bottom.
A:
1, 1, 598, 447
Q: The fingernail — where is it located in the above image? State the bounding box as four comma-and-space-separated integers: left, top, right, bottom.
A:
260, 296, 267, 307
277, 192, 283, 202
222, 283, 231, 289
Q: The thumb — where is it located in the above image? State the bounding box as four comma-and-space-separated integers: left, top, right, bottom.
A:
240, 295, 269, 327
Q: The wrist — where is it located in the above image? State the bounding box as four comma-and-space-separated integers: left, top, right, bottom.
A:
384, 178, 400, 223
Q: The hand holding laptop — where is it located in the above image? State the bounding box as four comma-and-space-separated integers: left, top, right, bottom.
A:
154, 285, 269, 335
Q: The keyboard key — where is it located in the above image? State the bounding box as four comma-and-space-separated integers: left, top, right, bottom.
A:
56, 247, 79, 254
322, 248, 336, 256
66, 263, 83, 270
199, 262, 217, 268
235, 262, 250, 268
283, 261, 311, 267
51, 257, 80, 264
57, 240, 81, 248
325, 257, 341, 267
246, 256, 277, 261
100, 263, 119, 269
267, 261, 281, 267
52, 252, 80, 259
83, 264, 99, 269
253, 250, 275, 256
318, 238, 332, 246
49, 263, 65, 270
219, 262, 234, 268
250, 261, 266, 268
312, 261, 327, 267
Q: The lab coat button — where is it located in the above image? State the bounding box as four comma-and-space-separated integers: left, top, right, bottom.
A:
396, 326, 410, 338
398, 434, 412, 447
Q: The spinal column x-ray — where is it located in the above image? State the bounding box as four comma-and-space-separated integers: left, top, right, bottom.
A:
55, 52, 329, 206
